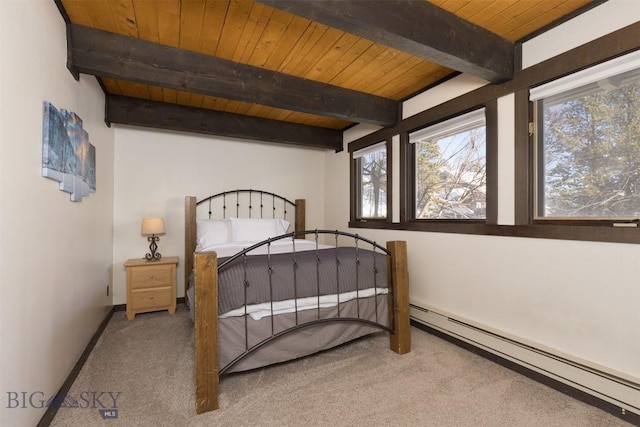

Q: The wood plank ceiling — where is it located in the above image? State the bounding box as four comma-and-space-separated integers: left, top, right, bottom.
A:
56, 0, 596, 150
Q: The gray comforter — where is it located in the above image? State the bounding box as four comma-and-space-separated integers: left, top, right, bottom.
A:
217, 247, 388, 314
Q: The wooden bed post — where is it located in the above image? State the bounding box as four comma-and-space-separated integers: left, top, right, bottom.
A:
295, 199, 306, 238
387, 241, 411, 354
185, 196, 197, 302
194, 252, 219, 414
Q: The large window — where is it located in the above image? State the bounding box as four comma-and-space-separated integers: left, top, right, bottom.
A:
410, 109, 486, 219
353, 141, 388, 219
531, 51, 640, 220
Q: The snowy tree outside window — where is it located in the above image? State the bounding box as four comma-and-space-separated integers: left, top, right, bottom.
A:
354, 143, 387, 219
411, 109, 486, 219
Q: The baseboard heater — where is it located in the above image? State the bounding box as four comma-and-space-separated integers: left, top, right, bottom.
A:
410, 304, 640, 420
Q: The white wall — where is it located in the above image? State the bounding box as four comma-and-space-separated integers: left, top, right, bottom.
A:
112, 126, 326, 304
0, 1, 114, 426
522, 0, 640, 68
325, 0, 640, 402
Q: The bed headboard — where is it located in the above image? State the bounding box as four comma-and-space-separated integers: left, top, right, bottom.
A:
184, 189, 306, 294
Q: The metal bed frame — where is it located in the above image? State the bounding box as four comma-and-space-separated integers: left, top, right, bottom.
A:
184, 190, 410, 414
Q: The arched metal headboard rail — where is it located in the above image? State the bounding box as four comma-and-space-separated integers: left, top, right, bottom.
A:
196, 189, 296, 220
185, 190, 306, 302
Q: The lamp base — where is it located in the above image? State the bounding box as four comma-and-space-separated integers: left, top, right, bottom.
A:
145, 235, 162, 261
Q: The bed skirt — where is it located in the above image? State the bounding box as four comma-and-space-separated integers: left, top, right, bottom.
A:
187, 287, 388, 374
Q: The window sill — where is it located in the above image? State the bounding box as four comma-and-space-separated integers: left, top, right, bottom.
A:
348, 221, 640, 244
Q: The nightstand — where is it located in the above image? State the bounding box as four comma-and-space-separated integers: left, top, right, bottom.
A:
124, 256, 179, 320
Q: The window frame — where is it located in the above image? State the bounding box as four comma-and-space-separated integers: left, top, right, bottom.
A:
350, 138, 392, 224
408, 107, 489, 223
529, 50, 640, 224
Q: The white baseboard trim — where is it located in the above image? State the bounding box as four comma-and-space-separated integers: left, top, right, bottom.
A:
410, 304, 640, 417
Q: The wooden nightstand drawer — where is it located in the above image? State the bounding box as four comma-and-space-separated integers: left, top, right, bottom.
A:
124, 256, 179, 320
129, 265, 172, 289
130, 287, 173, 310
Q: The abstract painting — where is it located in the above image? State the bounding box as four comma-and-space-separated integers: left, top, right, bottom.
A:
42, 101, 96, 201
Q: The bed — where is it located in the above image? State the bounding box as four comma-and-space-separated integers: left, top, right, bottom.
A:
184, 189, 410, 414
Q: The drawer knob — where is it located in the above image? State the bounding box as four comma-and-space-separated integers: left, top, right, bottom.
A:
149, 275, 154, 279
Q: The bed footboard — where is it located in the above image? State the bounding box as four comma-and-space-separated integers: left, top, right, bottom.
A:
193, 238, 410, 414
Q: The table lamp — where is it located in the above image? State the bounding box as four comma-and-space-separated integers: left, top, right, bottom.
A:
141, 217, 165, 261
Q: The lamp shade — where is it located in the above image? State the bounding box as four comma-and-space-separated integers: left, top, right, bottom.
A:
141, 217, 166, 236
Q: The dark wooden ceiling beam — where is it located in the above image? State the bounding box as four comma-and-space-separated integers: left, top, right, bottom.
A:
67, 24, 398, 127
258, 0, 514, 83
106, 95, 343, 151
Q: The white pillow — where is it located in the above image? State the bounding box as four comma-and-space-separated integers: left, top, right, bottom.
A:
196, 219, 231, 251
229, 217, 290, 242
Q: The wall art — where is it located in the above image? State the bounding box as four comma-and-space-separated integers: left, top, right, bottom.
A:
42, 101, 96, 201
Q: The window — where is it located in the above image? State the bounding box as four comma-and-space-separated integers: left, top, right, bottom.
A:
410, 109, 486, 219
531, 50, 640, 220
353, 141, 388, 219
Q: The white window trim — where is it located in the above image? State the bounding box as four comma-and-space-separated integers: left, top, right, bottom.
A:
409, 108, 486, 143
529, 49, 640, 101
352, 141, 386, 159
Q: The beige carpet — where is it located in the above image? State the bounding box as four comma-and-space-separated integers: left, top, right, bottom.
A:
50, 306, 633, 427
